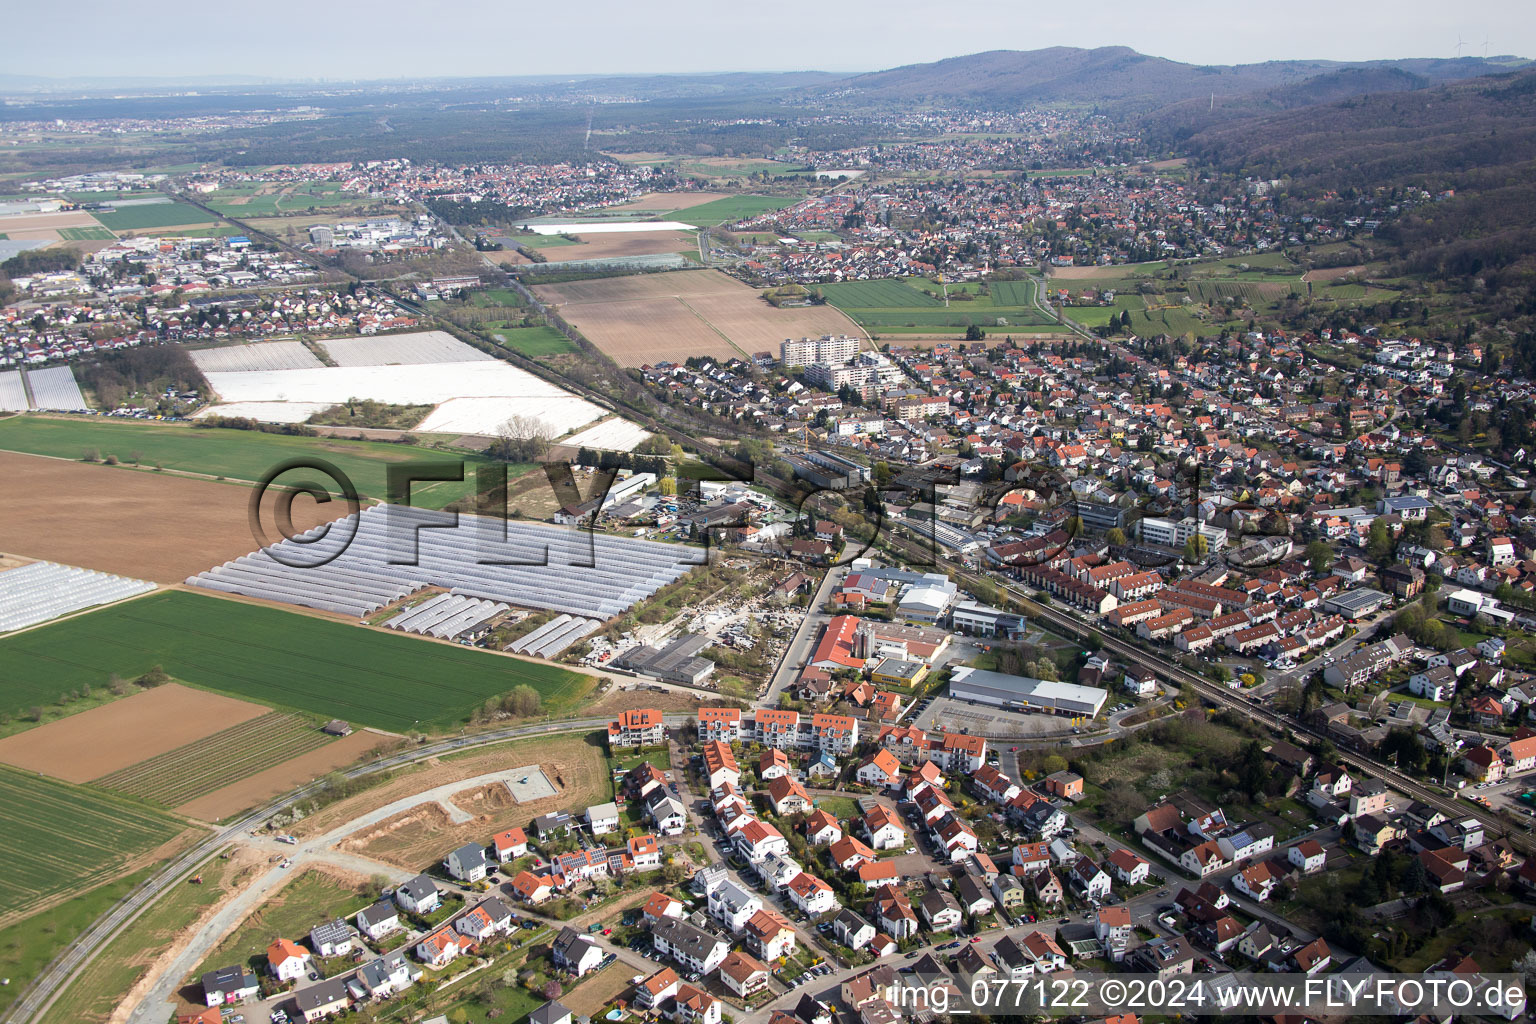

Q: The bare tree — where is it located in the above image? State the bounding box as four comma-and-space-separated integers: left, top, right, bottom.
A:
489, 414, 552, 463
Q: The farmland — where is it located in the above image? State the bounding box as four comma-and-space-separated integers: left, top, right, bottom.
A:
32, 854, 250, 1024
94, 712, 335, 808
57, 226, 116, 241
822, 275, 1054, 334
534, 229, 698, 262
0, 764, 188, 919
0, 415, 519, 509
493, 325, 579, 358
0, 868, 151, 1019
93, 202, 220, 231
666, 194, 797, 226
0, 449, 339, 585
0, 591, 595, 732
204, 183, 365, 217
0, 684, 269, 783
534, 269, 861, 366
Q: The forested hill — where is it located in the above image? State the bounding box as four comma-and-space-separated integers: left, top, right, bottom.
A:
811, 46, 1522, 114
1183, 68, 1536, 280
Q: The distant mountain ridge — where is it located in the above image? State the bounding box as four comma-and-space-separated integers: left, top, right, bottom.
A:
811, 46, 1528, 115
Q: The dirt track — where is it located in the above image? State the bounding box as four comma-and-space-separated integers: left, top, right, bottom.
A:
0, 450, 343, 582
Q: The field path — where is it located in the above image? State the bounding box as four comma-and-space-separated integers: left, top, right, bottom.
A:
673, 296, 751, 358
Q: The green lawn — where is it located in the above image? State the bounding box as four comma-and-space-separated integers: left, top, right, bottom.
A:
494, 325, 579, 358
0, 416, 525, 508
0, 591, 596, 731
811, 795, 861, 819
93, 202, 217, 231
668, 195, 797, 227
0, 766, 186, 915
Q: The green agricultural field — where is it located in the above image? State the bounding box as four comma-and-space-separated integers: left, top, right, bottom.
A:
0, 416, 527, 508
94, 202, 218, 231
819, 279, 942, 308
503, 233, 579, 248
205, 187, 361, 218
988, 279, 1037, 306
0, 765, 186, 915
0, 591, 596, 731
494, 325, 579, 358
146, 224, 244, 239
821, 276, 1054, 332
668, 195, 797, 227
57, 226, 116, 241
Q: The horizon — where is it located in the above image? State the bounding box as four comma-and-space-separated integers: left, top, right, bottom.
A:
3, 0, 1532, 84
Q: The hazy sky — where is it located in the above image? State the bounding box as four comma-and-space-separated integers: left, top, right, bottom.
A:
9, 0, 1532, 81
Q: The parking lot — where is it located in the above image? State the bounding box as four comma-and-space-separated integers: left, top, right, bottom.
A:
911, 696, 1084, 739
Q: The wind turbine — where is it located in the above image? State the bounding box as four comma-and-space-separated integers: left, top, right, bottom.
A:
1483, 35, 1491, 59
1456, 34, 1464, 58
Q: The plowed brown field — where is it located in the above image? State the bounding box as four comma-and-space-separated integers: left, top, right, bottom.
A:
0, 684, 268, 782
534, 269, 864, 366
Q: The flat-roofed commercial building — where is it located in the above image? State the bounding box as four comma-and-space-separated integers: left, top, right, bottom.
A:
948, 666, 1108, 718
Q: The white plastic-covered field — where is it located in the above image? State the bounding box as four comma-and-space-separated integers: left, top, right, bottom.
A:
188, 342, 323, 373
320, 330, 492, 367
193, 401, 335, 423
561, 417, 654, 452
525, 221, 694, 234
202, 362, 609, 437
0, 561, 155, 632
0, 371, 27, 412
26, 366, 87, 411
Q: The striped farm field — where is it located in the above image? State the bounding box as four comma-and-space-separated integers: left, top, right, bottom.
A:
988, 279, 1037, 306
94, 712, 333, 808
0, 764, 186, 917
819, 279, 942, 308
1190, 280, 1298, 303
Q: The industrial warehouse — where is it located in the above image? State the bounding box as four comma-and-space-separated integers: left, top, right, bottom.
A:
947, 666, 1109, 718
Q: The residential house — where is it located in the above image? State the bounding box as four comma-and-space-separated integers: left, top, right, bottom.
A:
652, 918, 730, 975
309, 919, 354, 958
719, 951, 772, 998
266, 939, 311, 982
394, 874, 440, 915
356, 900, 400, 942
446, 842, 490, 883
552, 927, 605, 977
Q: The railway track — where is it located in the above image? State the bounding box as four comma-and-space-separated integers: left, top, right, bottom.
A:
979, 572, 1532, 856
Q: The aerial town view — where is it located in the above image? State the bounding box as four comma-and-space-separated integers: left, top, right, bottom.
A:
3, 3, 1536, 1023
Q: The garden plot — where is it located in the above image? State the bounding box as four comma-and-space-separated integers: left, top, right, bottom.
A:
201, 361, 608, 437
319, 330, 492, 367
188, 341, 324, 373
